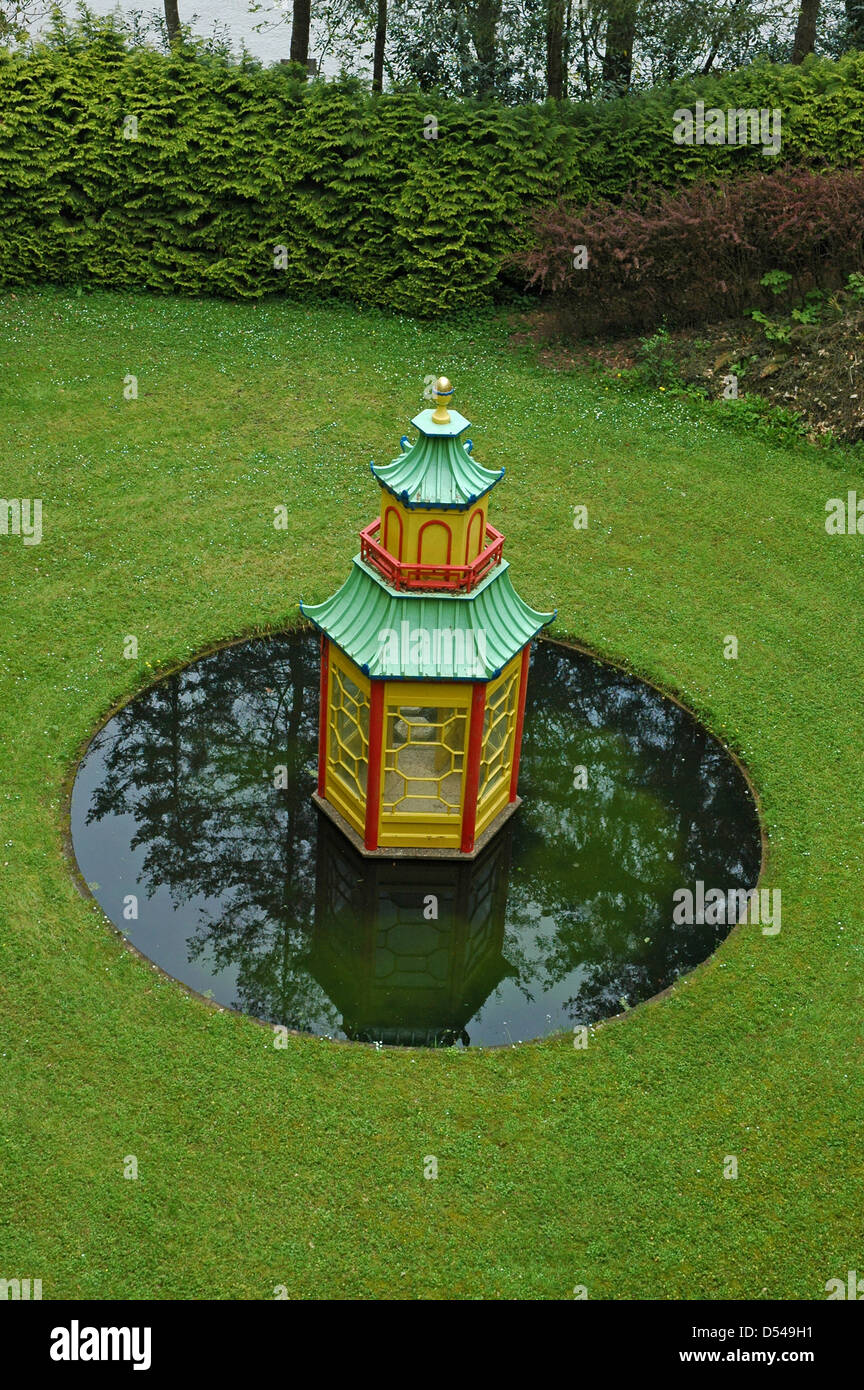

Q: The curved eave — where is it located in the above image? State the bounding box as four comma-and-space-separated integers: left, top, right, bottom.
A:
370, 435, 504, 511
301, 558, 553, 682
374, 471, 505, 511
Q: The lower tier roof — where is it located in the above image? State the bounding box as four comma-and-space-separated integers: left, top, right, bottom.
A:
301, 557, 554, 681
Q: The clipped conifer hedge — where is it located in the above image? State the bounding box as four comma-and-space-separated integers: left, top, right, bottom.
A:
1, 38, 863, 315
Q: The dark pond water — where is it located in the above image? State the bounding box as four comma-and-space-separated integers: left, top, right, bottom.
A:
70, 634, 761, 1047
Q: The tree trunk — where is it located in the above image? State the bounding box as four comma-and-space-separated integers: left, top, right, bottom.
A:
546, 0, 566, 99
164, 0, 180, 42
791, 0, 820, 62
290, 0, 311, 67
575, 0, 593, 99
702, 0, 745, 73
601, 0, 637, 94
372, 0, 387, 92
471, 0, 502, 96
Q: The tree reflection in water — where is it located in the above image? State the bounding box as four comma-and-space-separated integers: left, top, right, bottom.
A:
72, 634, 761, 1046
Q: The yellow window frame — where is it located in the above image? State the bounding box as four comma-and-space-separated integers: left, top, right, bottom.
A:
475, 653, 521, 837
325, 647, 371, 836
378, 680, 472, 849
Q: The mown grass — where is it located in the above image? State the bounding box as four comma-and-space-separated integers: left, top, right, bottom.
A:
0, 287, 862, 1300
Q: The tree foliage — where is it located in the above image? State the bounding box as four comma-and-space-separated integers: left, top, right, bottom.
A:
306, 0, 849, 100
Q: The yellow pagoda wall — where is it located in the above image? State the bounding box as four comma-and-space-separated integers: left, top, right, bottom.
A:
380, 493, 489, 569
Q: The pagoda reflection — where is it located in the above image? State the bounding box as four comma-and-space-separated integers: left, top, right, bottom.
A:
309, 813, 515, 1046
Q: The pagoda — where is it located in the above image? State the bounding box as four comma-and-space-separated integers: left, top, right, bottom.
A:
300, 377, 553, 858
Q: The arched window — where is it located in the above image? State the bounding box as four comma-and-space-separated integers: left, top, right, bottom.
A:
383, 506, 403, 559
465, 507, 484, 563
417, 519, 452, 567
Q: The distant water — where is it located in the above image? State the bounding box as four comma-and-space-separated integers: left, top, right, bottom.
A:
34, 0, 349, 73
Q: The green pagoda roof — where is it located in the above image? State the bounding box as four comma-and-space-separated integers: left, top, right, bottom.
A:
300, 558, 554, 681
371, 410, 504, 510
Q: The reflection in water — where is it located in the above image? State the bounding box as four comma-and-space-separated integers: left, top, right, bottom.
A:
312, 816, 514, 1047
71, 634, 761, 1046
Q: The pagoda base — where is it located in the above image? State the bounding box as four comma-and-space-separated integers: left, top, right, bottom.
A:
312, 793, 521, 861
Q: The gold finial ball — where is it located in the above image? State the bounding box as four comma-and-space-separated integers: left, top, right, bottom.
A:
431, 375, 453, 423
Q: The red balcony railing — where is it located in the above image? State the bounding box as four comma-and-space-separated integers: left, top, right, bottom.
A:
360, 518, 505, 592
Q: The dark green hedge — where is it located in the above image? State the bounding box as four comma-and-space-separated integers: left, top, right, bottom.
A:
2, 41, 864, 314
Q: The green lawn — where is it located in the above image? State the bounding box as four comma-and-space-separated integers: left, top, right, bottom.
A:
1, 287, 862, 1300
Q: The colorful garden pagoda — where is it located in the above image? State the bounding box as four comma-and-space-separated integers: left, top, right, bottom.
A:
301, 377, 553, 858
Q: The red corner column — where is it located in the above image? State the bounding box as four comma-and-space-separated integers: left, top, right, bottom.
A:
317, 636, 330, 797
460, 682, 487, 854
509, 643, 531, 803
364, 681, 385, 852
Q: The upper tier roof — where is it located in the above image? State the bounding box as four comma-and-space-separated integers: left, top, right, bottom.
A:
370, 407, 504, 510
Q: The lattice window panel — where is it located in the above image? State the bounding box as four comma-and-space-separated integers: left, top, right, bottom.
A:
477, 664, 520, 810
382, 705, 467, 817
328, 661, 370, 803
